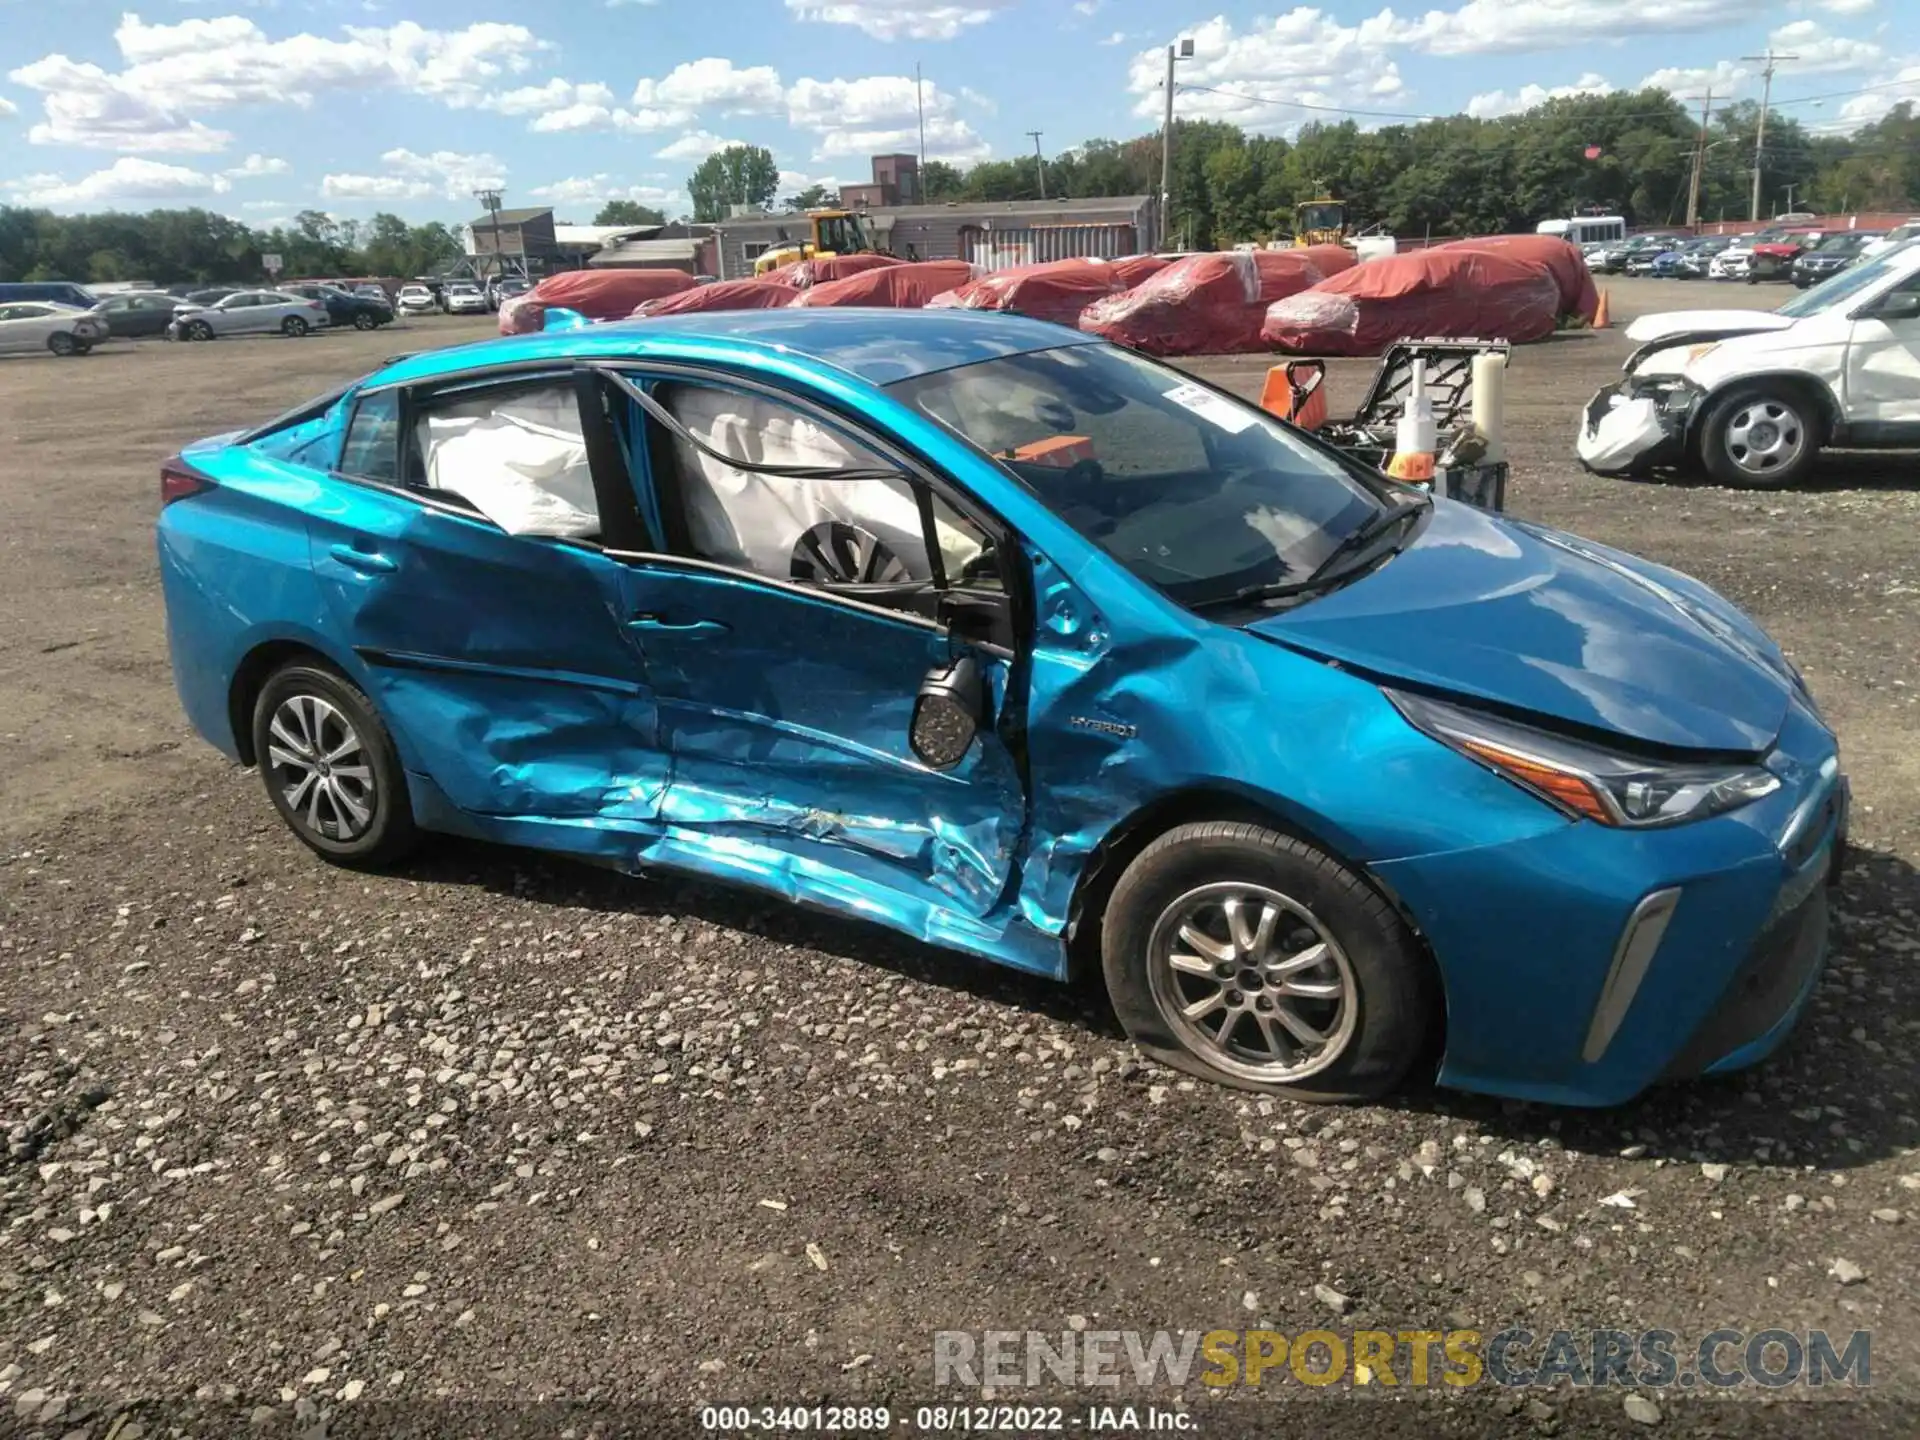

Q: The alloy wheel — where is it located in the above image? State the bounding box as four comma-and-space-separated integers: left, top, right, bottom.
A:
265, 694, 376, 843
1146, 881, 1359, 1084
1723, 399, 1807, 478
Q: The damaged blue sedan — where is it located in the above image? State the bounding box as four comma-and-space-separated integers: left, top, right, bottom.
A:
158, 309, 1846, 1106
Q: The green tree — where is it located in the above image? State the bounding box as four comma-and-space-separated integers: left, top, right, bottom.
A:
782, 184, 835, 212
920, 161, 965, 201
593, 199, 667, 226
686, 144, 780, 223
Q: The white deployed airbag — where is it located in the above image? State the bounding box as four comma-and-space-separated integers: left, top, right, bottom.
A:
421, 389, 600, 538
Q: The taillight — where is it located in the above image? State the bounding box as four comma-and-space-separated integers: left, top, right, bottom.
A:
309, 301, 325, 312
160, 457, 216, 506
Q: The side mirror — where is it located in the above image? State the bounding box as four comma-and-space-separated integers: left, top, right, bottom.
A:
911, 655, 986, 770
1867, 291, 1920, 322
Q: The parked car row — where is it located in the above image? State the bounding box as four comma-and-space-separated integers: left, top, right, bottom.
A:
1581, 225, 1914, 287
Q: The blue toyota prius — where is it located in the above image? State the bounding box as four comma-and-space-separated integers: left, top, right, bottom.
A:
157, 308, 1847, 1107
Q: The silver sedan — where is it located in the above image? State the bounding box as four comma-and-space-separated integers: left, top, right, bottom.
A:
169, 290, 332, 341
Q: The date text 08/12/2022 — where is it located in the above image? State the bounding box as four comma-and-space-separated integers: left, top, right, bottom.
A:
699, 1406, 1193, 1432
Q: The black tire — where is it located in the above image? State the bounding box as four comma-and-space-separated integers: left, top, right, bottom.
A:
187, 320, 214, 341
353, 311, 378, 330
251, 662, 419, 868
282, 315, 310, 337
1100, 821, 1434, 1102
1697, 385, 1821, 490
47, 332, 77, 357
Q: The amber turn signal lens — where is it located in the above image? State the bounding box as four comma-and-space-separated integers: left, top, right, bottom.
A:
1456, 737, 1614, 824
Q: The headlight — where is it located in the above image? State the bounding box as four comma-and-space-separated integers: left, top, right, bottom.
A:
1388, 689, 1780, 827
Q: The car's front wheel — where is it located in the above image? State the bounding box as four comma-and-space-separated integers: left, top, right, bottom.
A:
1100, 822, 1434, 1102
47, 332, 78, 357
1699, 386, 1821, 489
185, 320, 214, 341
251, 662, 418, 868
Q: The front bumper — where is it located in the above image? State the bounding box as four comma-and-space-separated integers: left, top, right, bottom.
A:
1374, 697, 1844, 1106
1576, 375, 1703, 475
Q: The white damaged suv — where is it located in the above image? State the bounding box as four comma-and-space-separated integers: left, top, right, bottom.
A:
1577, 238, 1920, 488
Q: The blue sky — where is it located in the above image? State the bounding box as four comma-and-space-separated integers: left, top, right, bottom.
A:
2, 0, 1915, 226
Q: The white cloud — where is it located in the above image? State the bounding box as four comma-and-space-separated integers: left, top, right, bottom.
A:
783, 0, 1014, 41
1377, 0, 1753, 56
1466, 72, 1612, 119
8, 156, 231, 206
1125, 14, 1406, 132
241, 199, 290, 212
322, 146, 504, 201
1817, 0, 1874, 12
488, 78, 618, 115
1099, 31, 1130, 46
639, 58, 786, 114
6, 12, 545, 153
225, 153, 289, 178
785, 72, 990, 160
655, 130, 746, 161
1639, 59, 1753, 98
1072, 0, 1101, 13
1837, 62, 1920, 127
528, 100, 690, 133
1766, 20, 1884, 75
0, 96, 17, 119
530, 175, 685, 211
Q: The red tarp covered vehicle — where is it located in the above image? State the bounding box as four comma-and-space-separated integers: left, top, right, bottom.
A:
632, 278, 796, 317
1261, 249, 1562, 356
499, 268, 699, 334
1296, 243, 1358, 280
926, 257, 1129, 327
792, 260, 979, 309
1440, 234, 1598, 321
1077, 249, 1328, 356
1110, 254, 1172, 288
767, 252, 905, 288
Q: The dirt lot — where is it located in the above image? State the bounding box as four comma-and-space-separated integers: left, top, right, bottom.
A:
1, 282, 1917, 1438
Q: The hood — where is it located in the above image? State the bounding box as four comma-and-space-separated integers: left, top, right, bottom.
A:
1624, 308, 1795, 344
1247, 501, 1791, 754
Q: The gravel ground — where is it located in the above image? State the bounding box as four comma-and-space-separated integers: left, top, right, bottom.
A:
1, 283, 1917, 1438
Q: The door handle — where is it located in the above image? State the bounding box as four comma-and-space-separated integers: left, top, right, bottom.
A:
626, 615, 730, 637
328, 544, 398, 575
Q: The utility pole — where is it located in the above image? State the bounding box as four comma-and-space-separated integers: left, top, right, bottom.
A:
1686, 88, 1712, 229
1158, 37, 1193, 250
914, 63, 927, 200
1027, 130, 1046, 199
1741, 49, 1797, 223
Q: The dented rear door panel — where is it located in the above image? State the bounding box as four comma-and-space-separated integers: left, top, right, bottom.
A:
307, 480, 670, 824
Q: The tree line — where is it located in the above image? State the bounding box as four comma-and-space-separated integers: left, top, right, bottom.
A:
5, 94, 1913, 285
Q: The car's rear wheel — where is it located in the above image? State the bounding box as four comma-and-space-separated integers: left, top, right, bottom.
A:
47, 333, 77, 357
251, 662, 418, 868
281, 316, 310, 337
1699, 386, 1820, 490
352, 312, 378, 330
1100, 822, 1433, 1102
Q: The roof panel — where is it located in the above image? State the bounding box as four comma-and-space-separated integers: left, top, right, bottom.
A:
371, 307, 1099, 390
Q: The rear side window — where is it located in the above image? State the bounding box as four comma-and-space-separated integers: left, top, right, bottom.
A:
408, 380, 601, 539
339, 390, 402, 483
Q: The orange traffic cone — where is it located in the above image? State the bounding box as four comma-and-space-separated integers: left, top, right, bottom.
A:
1592, 288, 1611, 330
1259, 360, 1329, 429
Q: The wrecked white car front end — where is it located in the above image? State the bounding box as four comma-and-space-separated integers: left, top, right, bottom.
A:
1577, 324, 1798, 477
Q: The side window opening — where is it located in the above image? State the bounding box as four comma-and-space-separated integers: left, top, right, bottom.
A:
339, 390, 401, 484
647, 379, 995, 610
404, 380, 602, 540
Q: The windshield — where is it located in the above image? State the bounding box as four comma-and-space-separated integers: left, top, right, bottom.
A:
1298, 203, 1344, 232
1777, 247, 1916, 319
816, 214, 870, 254
886, 343, 1386, 608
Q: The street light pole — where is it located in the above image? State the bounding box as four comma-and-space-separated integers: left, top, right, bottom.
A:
1158, 37, 1193, 250
473, 187, 504, 283
1686, 88, 1712, 229
1027, 130, 1046, 200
